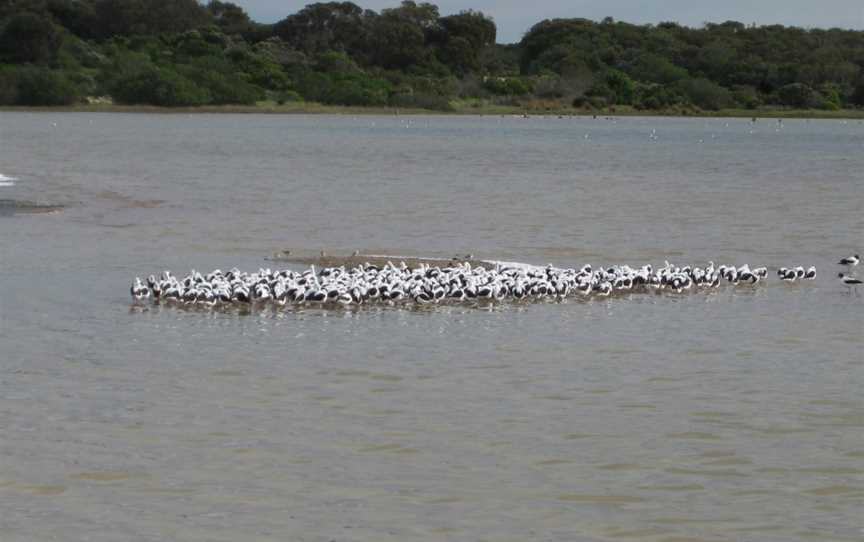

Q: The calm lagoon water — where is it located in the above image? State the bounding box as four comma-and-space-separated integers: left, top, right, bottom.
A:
1, 113, 863, 541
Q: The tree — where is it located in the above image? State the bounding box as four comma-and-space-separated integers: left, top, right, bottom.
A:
484, 76, 531, 96
635, 83, 685, 109
520, 18, 599, 73
383, 1, 440, 34
207, 1, 255, 37
14, 66, 79, 105
46, 0, 99, 40
677, 78, 733, 110
604, 69, 636, 104
626, 53, 687, 85
371, 10, 427, 69
315, 50, 361, 74
434, 10, 495, 75
852, 79, 864, 107
272, 2, 374, 58
439, 10, 495, 49
2, 1, 864, 111
93, 0, 211, 39
0, 67, 19, 104
730, 85, 761, 108
0, 12, 62, 64
776, 83, 816, 108
438, 36, 477, 75
109, 66, 210, 106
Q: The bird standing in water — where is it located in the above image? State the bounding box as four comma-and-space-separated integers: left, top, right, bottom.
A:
838, 273, 862, 290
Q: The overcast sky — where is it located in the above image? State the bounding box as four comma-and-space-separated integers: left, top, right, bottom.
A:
234, 0, 864, 43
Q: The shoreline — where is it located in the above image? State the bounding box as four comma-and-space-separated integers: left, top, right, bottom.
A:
1, 103, 863, 120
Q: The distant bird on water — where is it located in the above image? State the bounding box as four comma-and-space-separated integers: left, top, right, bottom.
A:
838, 254, 859, 266
130, 278, 150, 300
777, 267, 797, 281
838, 273, 862, 288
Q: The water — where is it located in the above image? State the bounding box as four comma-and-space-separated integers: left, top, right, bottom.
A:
1, 113, 862, 541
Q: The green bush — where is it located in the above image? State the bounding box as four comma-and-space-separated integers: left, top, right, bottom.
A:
532, 75, 565, 98
243, 58, 291, 91
109, 66, 210, 106
183, 68, 262, 104
635, 84, 684, 110
676, 78, 733, 110
179, 57, 264, 104
730, 85, 762, 109
776, 83, 816, 108
851, 81, 864, 107
297, 70, 391, 106
0, 67, 19, 104
483, 77, 531, 96
315, 51, 361, 74
14, 67, 79, 105
626, 54, 688, 85
587, 70, 636, 105
324, 74, 390, 106
587, 95, 608, 108
2, 1, 863, 112
67, 71, 98, 97
275, 89, 303, 104
0, 13, 62, 65
817, 83, 842, 109
604, 70, 636, 105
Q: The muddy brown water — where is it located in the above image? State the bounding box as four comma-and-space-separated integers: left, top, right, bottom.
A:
0, 113, 862, 541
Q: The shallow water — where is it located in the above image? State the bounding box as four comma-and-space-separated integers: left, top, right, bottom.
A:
1, 113, 862, 541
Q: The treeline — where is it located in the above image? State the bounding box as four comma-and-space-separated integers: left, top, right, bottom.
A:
1, 0, 863, 111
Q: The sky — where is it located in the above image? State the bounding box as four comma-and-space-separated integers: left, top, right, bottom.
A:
233, 0, 864, 43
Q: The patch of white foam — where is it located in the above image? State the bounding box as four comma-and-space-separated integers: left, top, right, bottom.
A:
0, 173, 17, 186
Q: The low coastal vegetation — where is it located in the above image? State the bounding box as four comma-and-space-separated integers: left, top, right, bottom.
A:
1, 0, 863, 115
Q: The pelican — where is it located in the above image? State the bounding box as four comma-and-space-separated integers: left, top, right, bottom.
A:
130, 278, 150, 300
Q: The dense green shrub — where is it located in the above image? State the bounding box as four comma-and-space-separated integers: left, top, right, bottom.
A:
851, 81, 864, 107
816, 84, 842, 110
324, 73, 390, 106
179, 56, 263, 104
1, 1, 863, 110
588, 70, 636, 105
730, 85, 762, 109
14, 67, 79, 105
180, 67, 262, 104
483, 77, 531, 96
604, 70, 636, 105
776, 83, 816, 108
635, 84, 684, 110
676, 78, 733, 110
0, 13, 62, 65
626, 54, 688, 85
275, 89, 303, 104
109, 66, 209, 106
0, 66, 18, 104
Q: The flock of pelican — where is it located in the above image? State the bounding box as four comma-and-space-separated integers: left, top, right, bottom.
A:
129, 255, 860, 308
